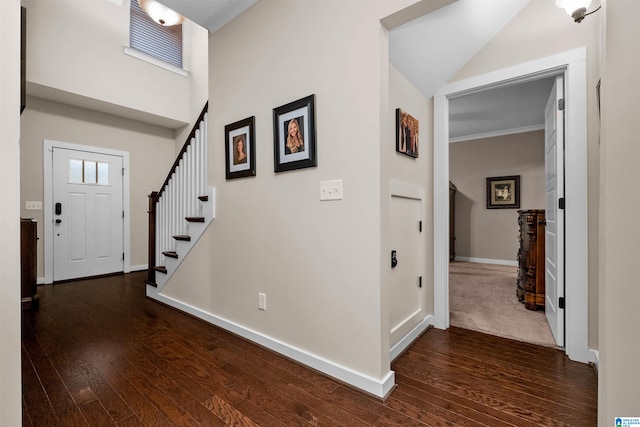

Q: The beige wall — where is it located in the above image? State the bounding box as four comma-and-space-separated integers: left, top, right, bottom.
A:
22, 0, 207, 126
385, 63, 433, 323
175, 20, 209, 153
0, 0, 23, 424
20, 97, 177, 275
163, 0, 413, 384
450, 131, 545, 262
451, 0, 600, 353
598, 0, 640, 422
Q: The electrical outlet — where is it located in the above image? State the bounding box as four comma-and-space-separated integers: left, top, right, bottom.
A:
25, 201, 42, 210
258, 293, 267, 311
320, 179, 343, 201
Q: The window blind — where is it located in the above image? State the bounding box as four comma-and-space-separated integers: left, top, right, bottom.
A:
130, 0, 183, 68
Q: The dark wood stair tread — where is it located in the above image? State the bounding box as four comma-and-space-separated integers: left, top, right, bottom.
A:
198, 195, 209, 202
153, 266, 167, 274
145, 280, 158, 288
185, 217, 205, 223
173, 235, 191, 241
162, 251, 178, 259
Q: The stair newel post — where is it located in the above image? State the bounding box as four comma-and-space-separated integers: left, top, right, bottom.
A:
147, 191, 159, 286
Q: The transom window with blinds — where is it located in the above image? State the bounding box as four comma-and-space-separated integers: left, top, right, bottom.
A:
129, 0, 183, 68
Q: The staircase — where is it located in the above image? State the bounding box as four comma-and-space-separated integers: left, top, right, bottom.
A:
146, 103, 214, 290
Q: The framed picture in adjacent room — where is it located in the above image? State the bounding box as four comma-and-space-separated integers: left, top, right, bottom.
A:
225, 116, 256, 180
396, 108, 419, 158
486, 175, 520, 209
273, 94, 317, 172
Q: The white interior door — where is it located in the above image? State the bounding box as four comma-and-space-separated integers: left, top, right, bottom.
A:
389, 195, 424, 349
544, 76, 565, 346
52, 147, 124, 281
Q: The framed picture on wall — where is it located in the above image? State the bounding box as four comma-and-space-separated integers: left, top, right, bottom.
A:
225, 116, 256, 180
395, 108, 419, 158
486, 175, 520, 209
273, 94, 317, 172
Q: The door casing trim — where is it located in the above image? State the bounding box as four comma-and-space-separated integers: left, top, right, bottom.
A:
43, 140, 131, 283
433, 47, 591, 363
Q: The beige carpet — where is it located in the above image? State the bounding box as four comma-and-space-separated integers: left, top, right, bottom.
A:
449, 261, 558, 348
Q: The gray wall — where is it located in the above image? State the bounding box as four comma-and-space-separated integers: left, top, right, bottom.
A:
450, 130, 545, 263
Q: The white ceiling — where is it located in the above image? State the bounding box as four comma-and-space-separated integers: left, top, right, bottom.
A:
389, 0, 553, 142
448, 77, 555, 142
159, 0, 257, 34
389, 0, 530, 98
163, 0, 548, 142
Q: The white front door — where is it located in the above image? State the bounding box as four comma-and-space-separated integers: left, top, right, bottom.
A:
544, 76, 565, 347
52, 147, 124, 281
389, 195, 424, 349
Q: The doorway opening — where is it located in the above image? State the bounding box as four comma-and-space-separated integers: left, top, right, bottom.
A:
433, 48, 591, 364
447, 75, 559, 348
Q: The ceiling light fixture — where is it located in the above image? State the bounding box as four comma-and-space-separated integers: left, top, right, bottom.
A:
137, 0, 184, 26
556, 0, 601, 23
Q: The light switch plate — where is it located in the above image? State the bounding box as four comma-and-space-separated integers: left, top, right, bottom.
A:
25, 201, 42, 210
320, 179, 343, 201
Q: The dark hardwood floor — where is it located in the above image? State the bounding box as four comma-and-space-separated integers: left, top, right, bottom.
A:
21, 272, 597, 426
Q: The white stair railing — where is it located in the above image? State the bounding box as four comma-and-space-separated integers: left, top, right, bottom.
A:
146, 105, 214, 289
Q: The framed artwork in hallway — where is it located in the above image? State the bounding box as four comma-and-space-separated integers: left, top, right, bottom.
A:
486, 175, 520, 209
273, 94, 317, 172
225, 116, 256, 180
396, 108, 419, 158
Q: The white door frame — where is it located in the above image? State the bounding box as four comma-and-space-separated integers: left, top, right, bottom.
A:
433, 47, 591, 363
44, 140, 131, 283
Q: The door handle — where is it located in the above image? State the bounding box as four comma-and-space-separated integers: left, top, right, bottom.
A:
55, 219, 62, 224
391, 250, 398, 268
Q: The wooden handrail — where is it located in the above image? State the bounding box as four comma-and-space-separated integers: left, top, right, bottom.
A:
146, 191, 158, 287
157, 102, 208, 200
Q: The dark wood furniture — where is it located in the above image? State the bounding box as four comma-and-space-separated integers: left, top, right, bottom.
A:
449, 181, 456, 262
21, 218, 39, 310
516, 209, 545, 311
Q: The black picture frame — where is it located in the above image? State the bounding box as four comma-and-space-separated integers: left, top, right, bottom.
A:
225, 116, 256, 180
273, 94, 317, 172
395, 108, 419, 158
486, 175, 520, 209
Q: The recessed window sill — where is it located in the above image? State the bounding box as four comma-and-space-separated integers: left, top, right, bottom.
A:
124, 46, 188, 77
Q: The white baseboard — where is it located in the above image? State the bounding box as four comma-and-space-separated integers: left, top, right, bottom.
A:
590, 349, 599, 372
454, 256, 517, 267
390, 315, 433, 362
146, 286, 395, 398
37, 266, 147, 285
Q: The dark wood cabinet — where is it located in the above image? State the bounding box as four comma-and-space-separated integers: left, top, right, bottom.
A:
516, 210, 545, 311
449, 181, 456, 262
21, 218, 39, 310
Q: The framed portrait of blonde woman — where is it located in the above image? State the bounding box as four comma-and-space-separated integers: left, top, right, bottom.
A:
225, 116, 256, 180
486, 175, 520, 209
273, 94, 317, 172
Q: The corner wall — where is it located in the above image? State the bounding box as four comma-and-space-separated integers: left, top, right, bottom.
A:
0, 0, 23, 424
159, 0, 413, 395
384, 63, 433, 352
598, 0, 640, 422
449, 131, 545, 263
